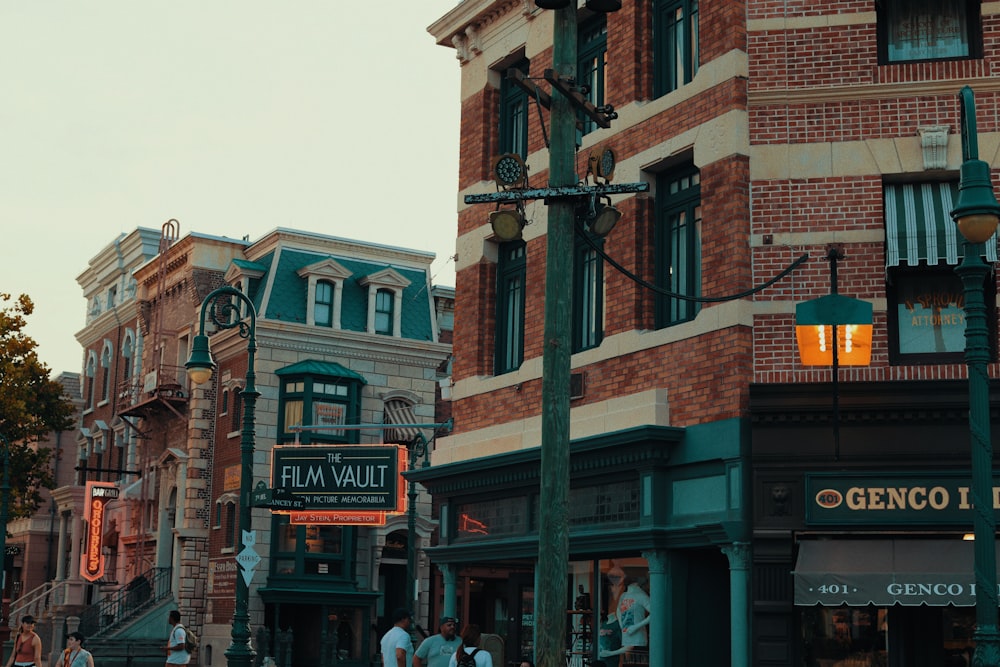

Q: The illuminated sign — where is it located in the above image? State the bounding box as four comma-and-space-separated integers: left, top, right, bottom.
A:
288, 510, 387, 526
806, 473, 1000, 525
81, 482, 119, 582
271, 445, 407, 512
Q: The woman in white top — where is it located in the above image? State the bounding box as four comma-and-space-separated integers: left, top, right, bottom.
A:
447, 624, 492, 667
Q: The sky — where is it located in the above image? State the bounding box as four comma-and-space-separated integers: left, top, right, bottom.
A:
1, 1, 464, 376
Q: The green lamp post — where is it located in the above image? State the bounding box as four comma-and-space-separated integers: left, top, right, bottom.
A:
950, 85, 1000, 667
186, 286, 259, 667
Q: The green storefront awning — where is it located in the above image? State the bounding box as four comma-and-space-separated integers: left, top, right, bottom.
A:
794, 539, 1000, 607
885, 182, 998, 267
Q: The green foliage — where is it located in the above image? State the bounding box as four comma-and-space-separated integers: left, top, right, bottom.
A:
0, 293, 76, 518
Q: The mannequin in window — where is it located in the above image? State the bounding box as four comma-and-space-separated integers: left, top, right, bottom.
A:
615, 579, 651, 648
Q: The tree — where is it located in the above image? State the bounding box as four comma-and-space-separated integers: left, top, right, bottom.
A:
0, 293, 76, 518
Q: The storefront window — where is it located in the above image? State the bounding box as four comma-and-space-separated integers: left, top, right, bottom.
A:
800, 605, 974, 666
564, 557, 650, 667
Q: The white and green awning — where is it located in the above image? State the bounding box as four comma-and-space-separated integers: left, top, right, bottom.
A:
885, 182, 998, 266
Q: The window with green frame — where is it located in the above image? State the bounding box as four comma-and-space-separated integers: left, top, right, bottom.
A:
315, 280, 334, 327
270, 514, 354, 581
656, 164, 701, 327
374, 288, 393, 335
653, 0, 699, 98
499, 59, 530, 158
578, 14, 607, 137
495, 240, 527, 375
573, 230, 604, 352
278, 372, 363, 444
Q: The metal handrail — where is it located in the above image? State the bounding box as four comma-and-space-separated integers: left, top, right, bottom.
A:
7, 580, 69, 628
78, 567, 172, 637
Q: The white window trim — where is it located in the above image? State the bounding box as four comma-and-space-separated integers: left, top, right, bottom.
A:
359, 268, 412, 336
297, 258, 353, 328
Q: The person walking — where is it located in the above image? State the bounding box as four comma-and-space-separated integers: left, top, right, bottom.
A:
447, 625, 490, 667
380, 608, 414, 667
164, 610, 191, 667
413, 616, 460, 667
61, 632, 95, 667
5, 615, 42, 667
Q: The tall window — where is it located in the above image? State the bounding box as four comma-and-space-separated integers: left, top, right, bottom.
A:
656, 165, 702, 327
499, 59, 530, 158
85, 352, 97, 409
374, 289, 394, 336
653, 0, 699, 98
573, 232, 604, 352
578, 14, 608, 137
315, 280, 334, 327
231, 388, 242, 433
121, 334, 134, 391
100, 343, 113, 403
878, 0, 980, 63
495, 240, 527, 375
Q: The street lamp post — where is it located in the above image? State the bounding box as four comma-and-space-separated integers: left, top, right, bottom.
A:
186, 286, 259, 667
950, 85, 1000, 667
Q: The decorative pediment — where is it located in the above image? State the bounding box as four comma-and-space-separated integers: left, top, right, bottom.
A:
297, 258, 353, 281
358, 267, 412, 290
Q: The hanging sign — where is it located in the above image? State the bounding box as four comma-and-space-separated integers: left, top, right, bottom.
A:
80, 481, 120, 582
270, 445, 407, 512
288, 510, 387, 526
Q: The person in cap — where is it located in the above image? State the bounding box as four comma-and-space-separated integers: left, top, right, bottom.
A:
413, 615, 461, 667
380, 608, 414, 667
5, 616, 42, 667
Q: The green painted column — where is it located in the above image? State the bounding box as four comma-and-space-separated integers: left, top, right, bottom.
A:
642, 550, 669, 667
536, 5, 577, 667
439, 563, 457, 619
722, 543, 751, 667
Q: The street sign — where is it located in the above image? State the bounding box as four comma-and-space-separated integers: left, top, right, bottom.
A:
250, 481, 272, 508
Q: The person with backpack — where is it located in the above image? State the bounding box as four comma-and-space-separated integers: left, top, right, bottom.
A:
164, 610, 191, 666
447, 625, 490, 667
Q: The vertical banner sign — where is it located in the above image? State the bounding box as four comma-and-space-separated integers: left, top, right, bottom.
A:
80, 481, 120, 582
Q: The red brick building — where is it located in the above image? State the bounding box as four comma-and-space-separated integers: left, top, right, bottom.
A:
418, 1, 1000, 666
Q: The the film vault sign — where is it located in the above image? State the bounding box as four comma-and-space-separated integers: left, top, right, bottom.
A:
81, 481, 120, 582
270, 445, 407, 512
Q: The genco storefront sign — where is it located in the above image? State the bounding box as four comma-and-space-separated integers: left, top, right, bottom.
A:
805, 472, 1000, 525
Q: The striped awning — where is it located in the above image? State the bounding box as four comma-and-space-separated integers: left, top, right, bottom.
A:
383, 399, 420, 444
885, 182, 997, 267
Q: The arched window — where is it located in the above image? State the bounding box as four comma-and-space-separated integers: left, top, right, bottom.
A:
85, 352, 98, 408
100, 341, 113, 403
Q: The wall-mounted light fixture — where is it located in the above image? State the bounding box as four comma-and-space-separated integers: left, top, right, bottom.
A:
795, 247, 873, 366
490, 206, 527, 241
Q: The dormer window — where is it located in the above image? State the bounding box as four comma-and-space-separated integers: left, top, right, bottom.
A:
359, 268, 411, 337
297, 258, 353, 329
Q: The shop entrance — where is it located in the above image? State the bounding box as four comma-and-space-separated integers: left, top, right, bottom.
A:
458, 568, 533, 666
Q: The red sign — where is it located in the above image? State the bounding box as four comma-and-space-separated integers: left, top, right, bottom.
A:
288, 510, 387, 526
80, 482, 119, 582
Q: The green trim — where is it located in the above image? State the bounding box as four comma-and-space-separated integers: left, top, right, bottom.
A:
275, 359, 367, 383
653, 0, 700, 98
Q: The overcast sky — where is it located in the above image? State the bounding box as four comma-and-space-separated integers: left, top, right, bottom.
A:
1, 1, 463, 376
